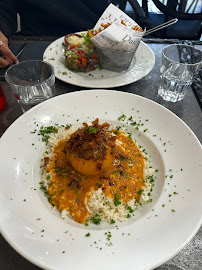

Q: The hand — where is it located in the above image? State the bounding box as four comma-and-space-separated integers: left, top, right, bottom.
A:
0, 31, 18, 68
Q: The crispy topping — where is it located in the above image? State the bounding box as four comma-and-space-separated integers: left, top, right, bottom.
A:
65, 118, 116, 161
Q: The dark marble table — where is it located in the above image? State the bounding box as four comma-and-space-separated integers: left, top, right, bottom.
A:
0, 37, 201, 270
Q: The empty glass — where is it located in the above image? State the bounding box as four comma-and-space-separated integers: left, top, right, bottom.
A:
5, 60, 55, 112
158, 44, 202, 102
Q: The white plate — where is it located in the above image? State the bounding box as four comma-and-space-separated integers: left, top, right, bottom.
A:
43, 35, 155, 88
0, 90, 202, 270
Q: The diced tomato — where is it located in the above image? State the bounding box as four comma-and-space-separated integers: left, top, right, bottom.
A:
77, 57, 87, 67
92, 54, 97, 59
77, 60, 83, 67
69, 45, 76, 50
78, 56, 86, 60
81, 57, 87, 67
77, 50, 85, 54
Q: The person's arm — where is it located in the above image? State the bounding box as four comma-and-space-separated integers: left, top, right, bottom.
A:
0, 0, 18, 37
0, 0, 18, 67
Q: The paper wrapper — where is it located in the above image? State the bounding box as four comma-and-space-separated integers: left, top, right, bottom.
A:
91, 3, 146, 72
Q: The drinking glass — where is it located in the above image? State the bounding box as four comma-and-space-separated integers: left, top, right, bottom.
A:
5, 60, 55, 112
158, 44, 202, 102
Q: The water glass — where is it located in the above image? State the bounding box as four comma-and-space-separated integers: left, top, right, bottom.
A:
5, 60, 55, 112
158, 44, 202, 102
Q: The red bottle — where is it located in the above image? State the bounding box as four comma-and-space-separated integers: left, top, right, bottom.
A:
0, 84, 6, 112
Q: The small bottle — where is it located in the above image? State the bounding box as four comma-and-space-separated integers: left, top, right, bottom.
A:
0, 84, 6, 112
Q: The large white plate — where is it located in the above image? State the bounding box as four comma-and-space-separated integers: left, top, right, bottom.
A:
43, 35, 155, 88
0, 90, 202, 270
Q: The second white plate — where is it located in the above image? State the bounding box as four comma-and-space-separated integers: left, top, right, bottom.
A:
43, 35, 155, 88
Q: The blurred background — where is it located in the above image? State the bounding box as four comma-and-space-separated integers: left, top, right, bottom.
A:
110, 0, 202, 40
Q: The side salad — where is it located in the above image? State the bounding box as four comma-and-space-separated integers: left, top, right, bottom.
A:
64, 33, 99, 73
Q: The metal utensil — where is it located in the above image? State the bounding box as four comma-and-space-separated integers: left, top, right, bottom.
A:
144, 18, 178, 36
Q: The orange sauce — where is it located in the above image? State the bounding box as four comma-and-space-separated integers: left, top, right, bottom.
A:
45, 131, 145, 223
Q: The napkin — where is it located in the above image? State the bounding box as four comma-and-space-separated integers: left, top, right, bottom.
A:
91, 3, 145, 52
90, 4, 146, 71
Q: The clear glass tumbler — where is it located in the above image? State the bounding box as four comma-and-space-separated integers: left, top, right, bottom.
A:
158, 44, 202, 102
5, 60, 55, 112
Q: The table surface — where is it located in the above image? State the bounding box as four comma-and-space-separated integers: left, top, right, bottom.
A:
0, 37, 202, 270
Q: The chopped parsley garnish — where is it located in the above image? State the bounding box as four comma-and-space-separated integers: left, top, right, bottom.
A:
85, 221, 89, 226
147, 175, 155, 183
114, 191, 121, 206
128, 116, 133, 121
130, 121, 137, 126
118, 114, 126, 121
91, 215, 101, 225
88, 126, 99, 134
105, 231, 112, 241
85, 233, 90, 237
137, 188, 143, 195
127, 207, 134, 213
39, 181, 48, 195
54, 168, 62, 173
39, 126, 58, 145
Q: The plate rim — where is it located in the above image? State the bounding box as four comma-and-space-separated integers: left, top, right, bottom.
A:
1, 89, 201, 146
